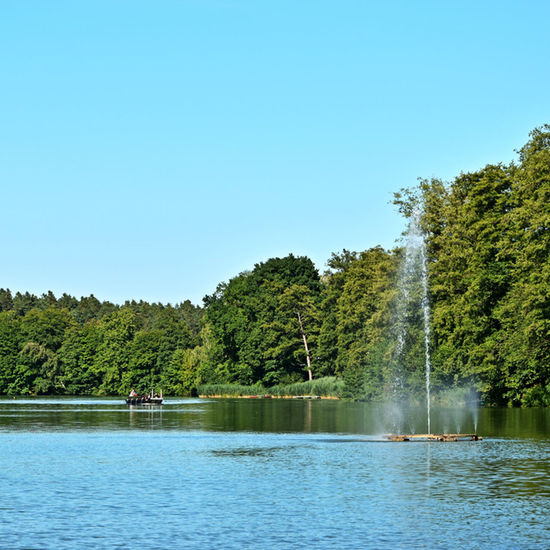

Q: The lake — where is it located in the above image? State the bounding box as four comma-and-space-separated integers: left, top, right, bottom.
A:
1, 397, 549, 549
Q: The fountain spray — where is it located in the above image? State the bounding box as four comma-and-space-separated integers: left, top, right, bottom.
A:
397, 207, 431, 434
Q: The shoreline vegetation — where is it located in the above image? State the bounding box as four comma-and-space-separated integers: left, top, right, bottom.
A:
196, 380, 483, 407
197, 377, 344, 399
1, 126, 550, 407
198, 395, 340, 400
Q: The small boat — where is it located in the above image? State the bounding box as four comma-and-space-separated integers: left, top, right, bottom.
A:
126, 389, 163, 406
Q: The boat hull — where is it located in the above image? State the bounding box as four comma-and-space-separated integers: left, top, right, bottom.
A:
125, 397, 163, 406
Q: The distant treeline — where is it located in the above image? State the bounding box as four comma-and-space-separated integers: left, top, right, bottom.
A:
0, 291, 203, 396
1, 125, 549, 405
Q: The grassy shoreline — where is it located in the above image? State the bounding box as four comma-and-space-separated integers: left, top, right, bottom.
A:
198, 394, 340, 399
197, 376, 344, 399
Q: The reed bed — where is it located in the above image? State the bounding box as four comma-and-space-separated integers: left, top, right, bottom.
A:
269, 377, 343, 398
198, 383, 266, 397
198, 377, 343, 399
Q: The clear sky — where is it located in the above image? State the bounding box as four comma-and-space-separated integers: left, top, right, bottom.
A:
2, 0, 549, 306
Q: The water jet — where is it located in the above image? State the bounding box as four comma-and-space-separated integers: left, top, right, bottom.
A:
391, 208, 482, 441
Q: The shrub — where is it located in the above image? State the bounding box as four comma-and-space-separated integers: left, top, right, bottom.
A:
269, 376, 343, 398
197, 383, 265, 397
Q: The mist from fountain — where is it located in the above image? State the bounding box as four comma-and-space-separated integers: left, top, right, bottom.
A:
394, 207, 432, 434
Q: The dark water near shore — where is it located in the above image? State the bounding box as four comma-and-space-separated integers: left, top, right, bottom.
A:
1, 397, 549, 549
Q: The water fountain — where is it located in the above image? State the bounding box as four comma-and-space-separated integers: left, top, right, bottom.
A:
388, 207, 481, 442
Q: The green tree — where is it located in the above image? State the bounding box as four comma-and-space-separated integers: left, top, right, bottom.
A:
262, 283, 321, 383
394, 165, 515, 396
93, 308, 137, 395
0, 289, 14, 313
12, 292, 39, 316
317, 250, 358, 378
58, 321, 103, 394
124, 330, 164, 394
0, 312, 23, 393
21, 308, 77, 352
163, 344, 208, 396
428, 165, 514, 392
18, 342, 62, 394
334, 247, 397, 399
492, 125, 550, 404
203, 254, 322, 386
11, 308, 78, 394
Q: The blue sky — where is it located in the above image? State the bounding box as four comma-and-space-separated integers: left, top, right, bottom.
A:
2, 0, 549, 306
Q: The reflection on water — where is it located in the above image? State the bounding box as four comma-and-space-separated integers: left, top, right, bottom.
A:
0, 398, 549, 549
1, 397, 549, 438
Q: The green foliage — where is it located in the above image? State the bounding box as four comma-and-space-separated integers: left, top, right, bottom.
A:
393, 125, 550, 406
432, 386, 481, 407
0, 289, 14, 312
0, 294, 202, 396
1, 126, 549, 405
262, 283, 321, 383
203, 254, 323, 386
58, 321, 103, 395
316, 250, 358, 376
162, 344, 209, 396
0, 312, 24, 394
197, 383, 266, 397
7, 308, 78, 394
269, 376, 343, 398
197, 377, 343, 398
321, 246, 398, 400
521, 384, 550, 407
21, 308, 77, 352
341, 364, 369, 401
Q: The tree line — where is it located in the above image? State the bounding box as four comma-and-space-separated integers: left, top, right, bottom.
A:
0, 291, 203, 396
393, 125, 550, 406
1, 125, 549, 405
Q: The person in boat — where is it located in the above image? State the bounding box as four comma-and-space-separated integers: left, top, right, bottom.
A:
129, 389, 137, 397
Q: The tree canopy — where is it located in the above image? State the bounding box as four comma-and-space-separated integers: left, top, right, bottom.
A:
1, 126, 549, 405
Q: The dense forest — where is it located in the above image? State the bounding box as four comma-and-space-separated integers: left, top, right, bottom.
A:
1, 125, 549, 405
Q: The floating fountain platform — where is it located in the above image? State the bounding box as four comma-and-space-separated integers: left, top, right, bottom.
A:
386, 433, 482, 442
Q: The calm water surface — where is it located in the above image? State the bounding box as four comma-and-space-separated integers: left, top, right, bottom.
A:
1, 397, 549, 549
